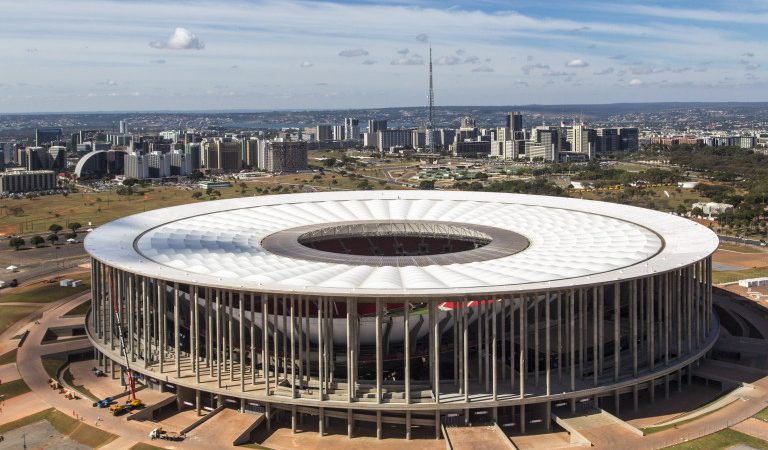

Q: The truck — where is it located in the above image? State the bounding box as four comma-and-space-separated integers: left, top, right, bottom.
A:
93, 397, 113, 408
109, 403, 128, 416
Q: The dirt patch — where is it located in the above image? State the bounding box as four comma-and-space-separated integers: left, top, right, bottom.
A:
714, 249, 768, 269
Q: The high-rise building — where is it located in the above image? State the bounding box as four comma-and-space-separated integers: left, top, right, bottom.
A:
596, 128, 620, 154
367, 119, 387, 134
262, 141, 308, 173
146, 151, 171, 178
35, 127, 63, 146
0, 170, 57, 193
619, 128, 639, 152
204, 140, 242, 172
376, 130, 411, 153
506, 112, 524, 140
170, 149, 191, 176
344, 118, 360, 141
119, 120, 129, 134
332, 125, 345, 141
124, 154, 149, 179
316, 125, 333, 142
185, 143, 202, 171
27, 146, 66, 171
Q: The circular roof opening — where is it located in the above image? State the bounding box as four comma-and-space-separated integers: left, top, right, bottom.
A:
297, 222, 493, 257
261, 220, 530, 267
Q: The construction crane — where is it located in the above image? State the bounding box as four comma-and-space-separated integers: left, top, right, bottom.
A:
109, 270, 143, 410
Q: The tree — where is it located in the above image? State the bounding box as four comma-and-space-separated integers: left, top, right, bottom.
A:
65, 232, 77, 240
9, 236, 24, 250
30, 235, 44, 247
691, 207, 705, 217
239, 182, 247, 193
122, 178, 139, 187
46, 233, 59, 245
419, 180, 436, 190
191, 192, 203, 200
69, 222, 82, 233
49, 223, 63, 234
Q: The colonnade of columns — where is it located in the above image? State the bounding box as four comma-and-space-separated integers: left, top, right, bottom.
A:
88, 256, 714, 437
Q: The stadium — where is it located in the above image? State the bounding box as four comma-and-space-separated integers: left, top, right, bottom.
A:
84, 190, 719, 439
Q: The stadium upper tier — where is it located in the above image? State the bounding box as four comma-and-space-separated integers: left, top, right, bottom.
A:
84, 190, 718, 297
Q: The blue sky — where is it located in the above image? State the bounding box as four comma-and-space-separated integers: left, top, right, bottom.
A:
1, 0, 766, 112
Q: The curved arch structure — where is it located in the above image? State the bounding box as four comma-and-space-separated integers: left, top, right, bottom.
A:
85, 191, 718, 437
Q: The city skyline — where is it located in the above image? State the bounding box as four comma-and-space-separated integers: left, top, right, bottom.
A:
1, 0, 766, 112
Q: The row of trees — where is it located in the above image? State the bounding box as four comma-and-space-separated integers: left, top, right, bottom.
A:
8, 222, 83, 251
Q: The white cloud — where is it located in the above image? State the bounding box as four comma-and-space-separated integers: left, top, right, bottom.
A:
743, 52, 755, 58
472, 65, 494, 73
339, 48, 369, 57
415, 33, 429, 43
391, 55, 424, 65
149, 27, 204, 50
522, 63, 550, 75
629, 78, 644, 86
300, 60, 314, 68
26, 47, 38, 53
397, 48, 409, 55
149, 59, 166, 64
544, 71, 575, 77
566, 59, 589, 68
435, 55, 461, 65
594, 67, 614, 75
362, 59, 377, 65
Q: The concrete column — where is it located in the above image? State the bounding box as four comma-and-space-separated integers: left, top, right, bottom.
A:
229, 292, 234, 381
376, 298, 383, 403
250, 293, 256, 384
347, 408, 353, 439
273, 294, 279, 392
194, 286, 200, 384
241, 292, 246, 392
377, 411, 382, 440
557, 292, 562, 383
291, 405, 297, 434
592, 287, 598, 386
282, 296, 288, 382
263, 293, 270, 394
346, 297, 353, 402
406, 410, 412, 440
520, 294, 527, 398
216, 289, 222, 388
545, 293, 551, 396
511, 296, 516, 390
195, 389, 201, 416
545, 401, 552, 431
433, 299, 440, 403
404, 300, 411, 404
289, 295, 295, 398
533, 295, 539, 387
631, 279, 637, 376
319, 407, 325, 436
317, 297, 324, 401
613, 283, 620, 382
435, 410, 440, 440
520, 404, 526, 434
174, 283, 180, 378
463, 299, 469, 402
570, 290, 576, 392
492, 297, 498, 401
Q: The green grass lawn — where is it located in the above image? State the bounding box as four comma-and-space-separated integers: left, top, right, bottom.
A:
0, 304, 42, 334
63, 300, 91, 316
713, 266, 768, 284
0, 407, 117, 448
42, 355, 67, 378
719, 243, 765, 254
63, 367, 99, 401
129, 444, 167, 450
664, 428, 768, 449
0, 348, 17, 365
755, 405, 768, 422
0, 378, 31, 400
0, 277, 90, 304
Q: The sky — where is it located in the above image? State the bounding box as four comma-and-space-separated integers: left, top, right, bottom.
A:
1, 0, 767, 112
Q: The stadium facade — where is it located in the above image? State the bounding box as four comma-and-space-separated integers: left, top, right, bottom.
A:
85, 190, 719, 438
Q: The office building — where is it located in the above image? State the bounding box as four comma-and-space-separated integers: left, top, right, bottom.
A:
344, 118, 360, 141
0, 169, 57, 193
316, 125, 333, 142
376, 130, 412, 153
119, 120, 129, 134
262, 141, 308, 173
506, 112, 524, 140
35, 127, 63, 146
367, 119, 387, 134
124, 153, 149, 179
204, 140, 242, 172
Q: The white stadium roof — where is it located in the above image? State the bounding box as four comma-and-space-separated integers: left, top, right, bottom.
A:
84, 190, 719, 297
